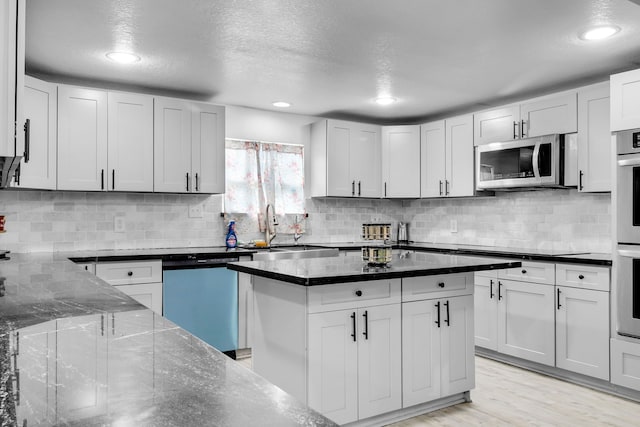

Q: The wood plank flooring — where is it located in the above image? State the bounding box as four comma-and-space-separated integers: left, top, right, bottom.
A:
236, 355, 640, 426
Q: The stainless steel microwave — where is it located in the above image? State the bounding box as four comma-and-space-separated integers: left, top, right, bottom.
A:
475, 134, 566, 190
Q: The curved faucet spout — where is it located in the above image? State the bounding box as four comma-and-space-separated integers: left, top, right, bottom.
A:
265, 204, 278, 245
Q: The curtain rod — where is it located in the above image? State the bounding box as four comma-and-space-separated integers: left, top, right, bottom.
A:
226, 137, 304, 147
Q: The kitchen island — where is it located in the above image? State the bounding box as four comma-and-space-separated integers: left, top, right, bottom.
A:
0, 252, 335, 426
228, 251, 520, 426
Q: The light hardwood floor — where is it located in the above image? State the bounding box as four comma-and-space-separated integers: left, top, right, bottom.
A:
236, 355, 640, 426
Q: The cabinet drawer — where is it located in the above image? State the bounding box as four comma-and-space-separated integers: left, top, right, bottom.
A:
611, 338, 640, 392
498, 261, 555, 285
402, 273, 473, 302
95, 260, 162, 285
555, 264, 610, 292
475, 270, 498, 279
307, 279, 401, 313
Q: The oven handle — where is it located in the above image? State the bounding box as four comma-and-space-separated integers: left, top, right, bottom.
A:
532, 143, 541, 178
618, 245, 640, 258
617, 153, 640, 167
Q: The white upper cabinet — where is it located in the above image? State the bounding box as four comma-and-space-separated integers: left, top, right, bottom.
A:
19, 76, 57, 189
420, 120, 446, 197
473, 105, 520, 146
474, 92, 577, 145
57, 85, 108, 191
520, 92, 577, 138
311, 119, 381, 198
381, 125, 420, 198
577, 82, 611, 192
191, 101, 225, 194
0, 0, 25, 182
154, 97, 225, 193
611, 68, 640, 132
420, 114, 474, 198
107, 92, 154, 192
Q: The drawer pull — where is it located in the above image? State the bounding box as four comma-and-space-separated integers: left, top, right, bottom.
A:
127, 271, 133, 277
521, 269, 527, 274
355, 290, 363, 297
578, 274, 585, 280
438, 282, 445, 288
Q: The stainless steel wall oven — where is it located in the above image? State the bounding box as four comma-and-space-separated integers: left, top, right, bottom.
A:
616, 128, 640, 339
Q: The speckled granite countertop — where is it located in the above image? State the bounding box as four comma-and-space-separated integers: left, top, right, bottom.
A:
227, 250, 521, 286
0, 252, 336, 426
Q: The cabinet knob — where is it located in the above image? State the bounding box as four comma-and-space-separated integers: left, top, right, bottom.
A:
355, 290, 363, 297
578, 274, 584, 280
438, 282, 445, 288
521, 269, 527, 274
127, 271, 133, 277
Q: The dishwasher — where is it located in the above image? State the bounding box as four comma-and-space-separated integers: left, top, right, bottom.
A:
162, 253, 240, 359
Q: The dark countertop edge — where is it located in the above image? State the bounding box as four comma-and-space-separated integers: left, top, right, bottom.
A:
227, 261, 521, 286
62, 243, 611, 266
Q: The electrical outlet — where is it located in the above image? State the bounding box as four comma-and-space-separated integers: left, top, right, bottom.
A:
189, 204, 204, 218
371, 215, 382, 223
114, 217, 125, 233
450, 219, 458, 233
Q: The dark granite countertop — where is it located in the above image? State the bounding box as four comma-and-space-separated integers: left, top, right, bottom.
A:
227, 250, 522, 286
0, 252, 336, 426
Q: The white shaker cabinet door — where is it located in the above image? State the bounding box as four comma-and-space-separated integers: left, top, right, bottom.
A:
107, 92, 153, 192
474, 275, 498, 351
473, 104, 520, 145
191, 101, 225, 193
402, 299, 441, 407
497, 279, 555, 366
154, 97, 192, 193
57, 85, 108, 190
577, 82, 611, 192
520, 92, 577, 138
440, 295, 475, 397
611, 68, 640, 132
308, 309, 359, 425
420, 120, 446, 197
20, 76, 57, 189
350, 122, 381, 198
326, 120, 353, 197
445, 114, 474, 197
382, 125, 420, 198
357, 304, 402, 419
555, 286, 610, 380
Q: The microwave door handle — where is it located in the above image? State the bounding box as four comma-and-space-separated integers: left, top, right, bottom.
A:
532, 143, 541, 178
618, 153, 640, 167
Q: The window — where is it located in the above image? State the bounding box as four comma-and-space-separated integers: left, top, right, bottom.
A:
224, 139, 304, 216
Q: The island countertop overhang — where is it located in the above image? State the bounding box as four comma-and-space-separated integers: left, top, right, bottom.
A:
227, 251, 522, 286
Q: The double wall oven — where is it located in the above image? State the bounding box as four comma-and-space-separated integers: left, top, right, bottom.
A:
616, 128, 640, 339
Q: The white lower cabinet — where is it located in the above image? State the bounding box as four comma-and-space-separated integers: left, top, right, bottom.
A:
94, 260, 163, 315
475, 263, 611, 380
402, 294, 475, 407
497, 279, 555, 366
555, 285, 609, 380
308, 304, 401, 424
611, 338, 640, 391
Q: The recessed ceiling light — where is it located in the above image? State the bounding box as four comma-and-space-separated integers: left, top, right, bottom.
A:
579, 25, 620, 41
106, 51, 141, 64
272, 101, 291, 108
375, 97, 396, 106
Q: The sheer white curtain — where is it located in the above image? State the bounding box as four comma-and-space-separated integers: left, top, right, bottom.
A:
225, 140, 304, 220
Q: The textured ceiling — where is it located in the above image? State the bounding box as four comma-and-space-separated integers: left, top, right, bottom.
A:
25, 0, 640, 124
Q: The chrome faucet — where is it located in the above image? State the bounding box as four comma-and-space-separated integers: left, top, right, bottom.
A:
265, 204, 278, 246
293, 214, 304, 245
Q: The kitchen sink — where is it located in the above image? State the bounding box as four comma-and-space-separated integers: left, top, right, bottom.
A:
252, 246, 339, 261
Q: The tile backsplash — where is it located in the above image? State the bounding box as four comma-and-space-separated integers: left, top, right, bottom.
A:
0, 188, 611, 254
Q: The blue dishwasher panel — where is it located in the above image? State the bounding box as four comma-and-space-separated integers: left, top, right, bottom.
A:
163, 267, 238, 352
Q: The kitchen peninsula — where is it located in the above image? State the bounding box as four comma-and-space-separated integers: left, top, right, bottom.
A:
228, 251, 521, 426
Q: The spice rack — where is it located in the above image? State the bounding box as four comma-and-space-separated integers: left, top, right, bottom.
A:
361, 223, 392, 266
